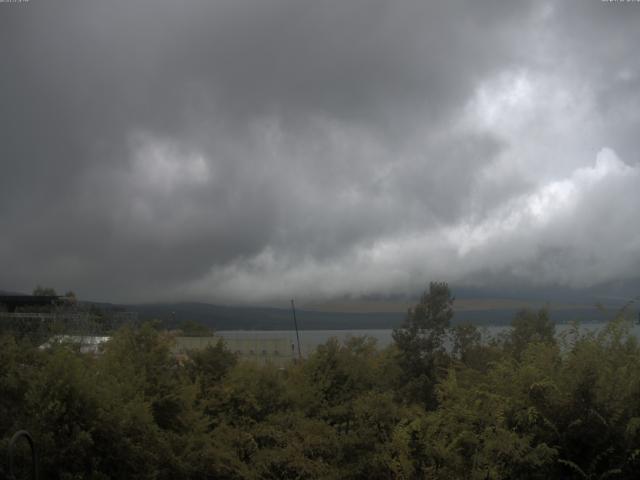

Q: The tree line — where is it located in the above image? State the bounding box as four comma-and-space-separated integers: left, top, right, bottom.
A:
2, 282, 640, 479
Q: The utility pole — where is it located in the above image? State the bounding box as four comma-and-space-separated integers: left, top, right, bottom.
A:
290, 299, 302, 360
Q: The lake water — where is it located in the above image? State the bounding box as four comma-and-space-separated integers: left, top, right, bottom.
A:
217, 322, 640, 357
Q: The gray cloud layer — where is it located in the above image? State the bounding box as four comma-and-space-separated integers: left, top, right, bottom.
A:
1, 1, 639, 303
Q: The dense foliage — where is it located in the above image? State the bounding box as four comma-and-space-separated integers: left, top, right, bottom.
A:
2, 284, 640, 479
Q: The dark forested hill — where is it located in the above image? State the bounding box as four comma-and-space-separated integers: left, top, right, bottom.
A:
120, 301, 613, 330
3, 287, 628, 330
124, 302, 404, 330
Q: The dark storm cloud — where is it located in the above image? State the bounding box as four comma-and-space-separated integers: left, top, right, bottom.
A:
1, 1, 639, 303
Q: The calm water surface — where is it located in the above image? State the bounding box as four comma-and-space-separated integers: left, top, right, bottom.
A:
217, 322, 640, 356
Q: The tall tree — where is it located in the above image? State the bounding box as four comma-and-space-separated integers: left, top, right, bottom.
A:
506, 308, 555, 360
392, 281, 454, 408
32, 285, 57, 296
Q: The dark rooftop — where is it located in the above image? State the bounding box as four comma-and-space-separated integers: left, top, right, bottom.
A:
0, 295, 62, 312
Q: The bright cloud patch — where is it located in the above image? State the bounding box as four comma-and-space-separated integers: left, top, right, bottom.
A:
131, 133, 210, 194
182, 148, 640, 302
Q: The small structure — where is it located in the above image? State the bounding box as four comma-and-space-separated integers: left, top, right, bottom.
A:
39, 335, 111, 355
0, 295, 62, 312
1, 294, 138, 341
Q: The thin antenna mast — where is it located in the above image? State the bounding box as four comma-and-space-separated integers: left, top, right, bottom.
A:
290, 299, 302, 360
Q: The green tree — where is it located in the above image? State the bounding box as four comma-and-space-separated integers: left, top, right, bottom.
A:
32, 285, 57, 296
64, 290, 78, 306
178, 319, 213, 337
392, 281, 454, 408
506, 308, 556, 360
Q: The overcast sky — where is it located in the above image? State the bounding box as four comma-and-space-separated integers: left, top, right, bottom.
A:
1, 1, 639, 304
